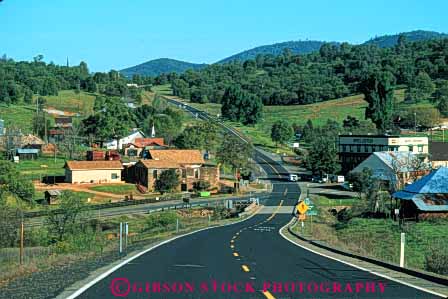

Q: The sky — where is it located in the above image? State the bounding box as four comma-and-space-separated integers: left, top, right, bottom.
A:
1, 0, 447, 72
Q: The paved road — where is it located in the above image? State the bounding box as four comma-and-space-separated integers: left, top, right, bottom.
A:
72, 151, 443, 299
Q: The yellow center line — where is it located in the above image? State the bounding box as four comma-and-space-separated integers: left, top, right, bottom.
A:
230, 245, 234, 249
258, 156, 280, 177
262, 290, 276, 299
230, 240, 234, 243
233, 252, 239, 257
267, 200, 284, 221
241, 265, 250, 272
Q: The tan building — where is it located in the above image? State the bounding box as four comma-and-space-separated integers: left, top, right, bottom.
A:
126, 150, 219, 192
64, 160, 123, 184
339, 135, 429, 174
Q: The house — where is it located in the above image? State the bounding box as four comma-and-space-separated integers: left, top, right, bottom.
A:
44, 190, 62, 205
64, 160, 123, 184
16, 148, 39, 160
393, 167, 448, 221
339, 134, 429, 174
104, 130, 145, 150
126, 149, 219, 192
123, 138, 166, 157
55, 117, 73, 128
429, 142, 448, 169
21, 134, 45, 150
350, 152, 430, 190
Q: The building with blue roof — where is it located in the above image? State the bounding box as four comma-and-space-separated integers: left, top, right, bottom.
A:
393, 167, 448, 221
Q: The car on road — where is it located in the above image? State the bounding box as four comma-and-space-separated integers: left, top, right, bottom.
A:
289, 174, 299, 182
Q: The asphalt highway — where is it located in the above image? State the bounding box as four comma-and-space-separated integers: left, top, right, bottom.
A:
74, 150, 443, 299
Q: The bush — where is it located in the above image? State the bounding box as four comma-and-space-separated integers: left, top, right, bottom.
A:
193, 180, 211, 191
146, 212, 177, 230
424, 244, 448, 275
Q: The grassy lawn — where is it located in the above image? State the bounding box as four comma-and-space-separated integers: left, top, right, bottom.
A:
16, 156, 66, 181
39, 90, 97, 115
0, 104, 35, 133
89, 184, 137, 195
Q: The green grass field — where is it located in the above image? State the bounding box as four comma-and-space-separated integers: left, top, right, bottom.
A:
0, 104, 35, 133
16, 156, 66, 181
39, 90, 97, 115
89, 184, 137, 195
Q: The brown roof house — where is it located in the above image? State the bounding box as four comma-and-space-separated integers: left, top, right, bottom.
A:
127, 150, 219, 192
123, 138, 166, 157
64, 160, 123, 184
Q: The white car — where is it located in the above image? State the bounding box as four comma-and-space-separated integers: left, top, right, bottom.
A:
289, 174, 299, 182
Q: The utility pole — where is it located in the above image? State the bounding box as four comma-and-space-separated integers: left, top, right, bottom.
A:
20, 212, 24, 265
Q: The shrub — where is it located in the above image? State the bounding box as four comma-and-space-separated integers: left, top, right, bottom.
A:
146, 212, 177, 230
424, 244, 448, 275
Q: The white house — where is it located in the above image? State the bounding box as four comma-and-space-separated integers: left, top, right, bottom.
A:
351, 151, 430, 188
104, 129, 145, 150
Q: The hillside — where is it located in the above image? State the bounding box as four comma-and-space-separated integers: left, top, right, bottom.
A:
218, 40, 331, 63
120, 58, 208, 77
363, 30, 448, 48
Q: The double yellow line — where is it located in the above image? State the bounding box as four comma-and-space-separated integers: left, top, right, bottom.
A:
267, 200, 283, 221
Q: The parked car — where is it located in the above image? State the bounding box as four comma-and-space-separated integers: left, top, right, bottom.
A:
289, 174, 299, 182
341, 182, 353, 191
330, 175, 345, 183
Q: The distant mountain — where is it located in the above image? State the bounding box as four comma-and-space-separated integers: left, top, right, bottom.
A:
363, 30, 448, 48
218, 40, 330, 64
120, 58, 207, 77
122, 31, 448, 76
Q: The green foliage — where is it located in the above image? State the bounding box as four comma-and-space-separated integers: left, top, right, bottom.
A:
362, 71, 396, 133
174, 121, 220, 152
221, 85, 263, 125
399, 107, 440, 129
0, 160, 35, 203
145, 211, 177, 230
154, 169, 179, 194
424, 243, 448, 275
216, 132, 253, 173
438, 97, 448, 117
45, 191, 87, 242
0, 205, 21, 247
270, 120, 293, 145
411, 71, 435, 101
82, 96, 135, 143
193, 180, 211, 191
305, 136, 340, 176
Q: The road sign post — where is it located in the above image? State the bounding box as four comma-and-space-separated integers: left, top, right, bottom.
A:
125, 222, 128, 252
400, 233, 405, 267
119, 222, 123, 254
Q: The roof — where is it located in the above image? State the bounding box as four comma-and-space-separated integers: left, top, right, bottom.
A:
64, 160, 123, 170
395, 167, 448, 195
430, 142, 448, 162
45, 190, 62, 196
132, 138, 165, 148
21, 134, 45, 145
55, 117, 72, 124
373, 151, 422, 173
17, 148, 39, 154
138, 160, 180, 169
148, 150, 204, 164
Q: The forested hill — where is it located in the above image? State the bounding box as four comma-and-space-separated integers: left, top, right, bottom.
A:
120, 58, 208, 77
364, 30, 448, 48
218, 40, 330, 63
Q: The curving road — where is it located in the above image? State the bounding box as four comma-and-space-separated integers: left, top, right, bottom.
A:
71, 150, 443, 299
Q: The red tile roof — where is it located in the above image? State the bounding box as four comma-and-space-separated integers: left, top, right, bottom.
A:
139, 160, 180, 169
149, 150, 204, 164
131, 138, 165, 148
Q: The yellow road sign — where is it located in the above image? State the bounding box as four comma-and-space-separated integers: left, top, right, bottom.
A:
297, 201, 309, 214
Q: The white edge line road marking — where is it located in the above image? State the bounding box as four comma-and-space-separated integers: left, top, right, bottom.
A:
65, 207, 262, 299
278, 218, 447, 298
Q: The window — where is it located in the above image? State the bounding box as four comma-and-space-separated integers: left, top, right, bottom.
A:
342, 145, 347, 152
408, 145, 414, 152
153, 170, 158, 179
181, 169, 187, 178
194, 169, 200, 179
111, 173, 118, 179
357, 145, 361, 153
418, 145, 424, 153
